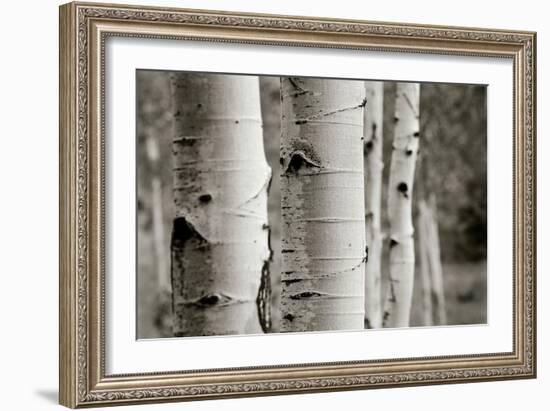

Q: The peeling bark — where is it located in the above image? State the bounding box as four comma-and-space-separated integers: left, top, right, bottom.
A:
170, 73, 272, 336
280, 77, 366, 332
383, 83, 420, 328
363, 81, 384, 329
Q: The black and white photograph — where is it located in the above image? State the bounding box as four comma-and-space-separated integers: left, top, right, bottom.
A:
137, 71, 487, 339
54, 0, 541, 406
1, 0, 542, 408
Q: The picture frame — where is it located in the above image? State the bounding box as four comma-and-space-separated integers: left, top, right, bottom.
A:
59, 1, 536, 408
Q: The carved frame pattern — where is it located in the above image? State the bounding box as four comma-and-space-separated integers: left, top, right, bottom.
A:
59, 2, 536, 408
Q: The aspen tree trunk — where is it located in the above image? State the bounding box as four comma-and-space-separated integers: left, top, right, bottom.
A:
418, 200, 433, 326
280, 77, 366, 332
145, 135, 170, 294
363, 81, 384, 329
170, 73, 272, 337
383, 82, 420, 328
426, 195, 447, 325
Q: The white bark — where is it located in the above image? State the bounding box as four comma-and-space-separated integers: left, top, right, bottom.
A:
170, 73, 272, 336
280, 77, 366, 332
383, 82, 420, 328
363, 81, 384, 329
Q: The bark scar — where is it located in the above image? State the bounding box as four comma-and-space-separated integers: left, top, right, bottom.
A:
364, 140, 374, 155
365, 122, 377, 155
172, 217, 208, 248
382, 311, 390, 326
287, 77, 310, 97
388, 280, 397, 303
365, 318, 372, 329
256, 259, 272, 333
284, 150, 321, 174
256, 172, 273, 333
198, 194, 212, 203
397, 182, 409, 198
283, 313, 295, 322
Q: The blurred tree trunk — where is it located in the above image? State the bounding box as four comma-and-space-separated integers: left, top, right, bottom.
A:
383, 83, 420, 328
280, 77, 366, 332
363, 81, 384, 329
416, 119, 447, 327
418, 196, 447, 326
170, 73, 272, 337
425, 195, 447, 325
145, 135, 170, 294
417, 199, 433, 326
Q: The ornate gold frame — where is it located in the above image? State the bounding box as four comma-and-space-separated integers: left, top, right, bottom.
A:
59, 1, 536, 408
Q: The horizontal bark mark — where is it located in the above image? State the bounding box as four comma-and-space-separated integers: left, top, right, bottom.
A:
291, 217, 364, 223
281, 278, 303, 285
188, 293, 234, 307
175, 294, 254, 308
293, 98, 367, 125
288, 292, 363, 301
289, 291, 324, 300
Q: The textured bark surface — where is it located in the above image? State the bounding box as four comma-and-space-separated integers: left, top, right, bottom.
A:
170, 73, 272, 336
280, 77, 366, 332
384, 83, 420, 328
363, 81, 384, 329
